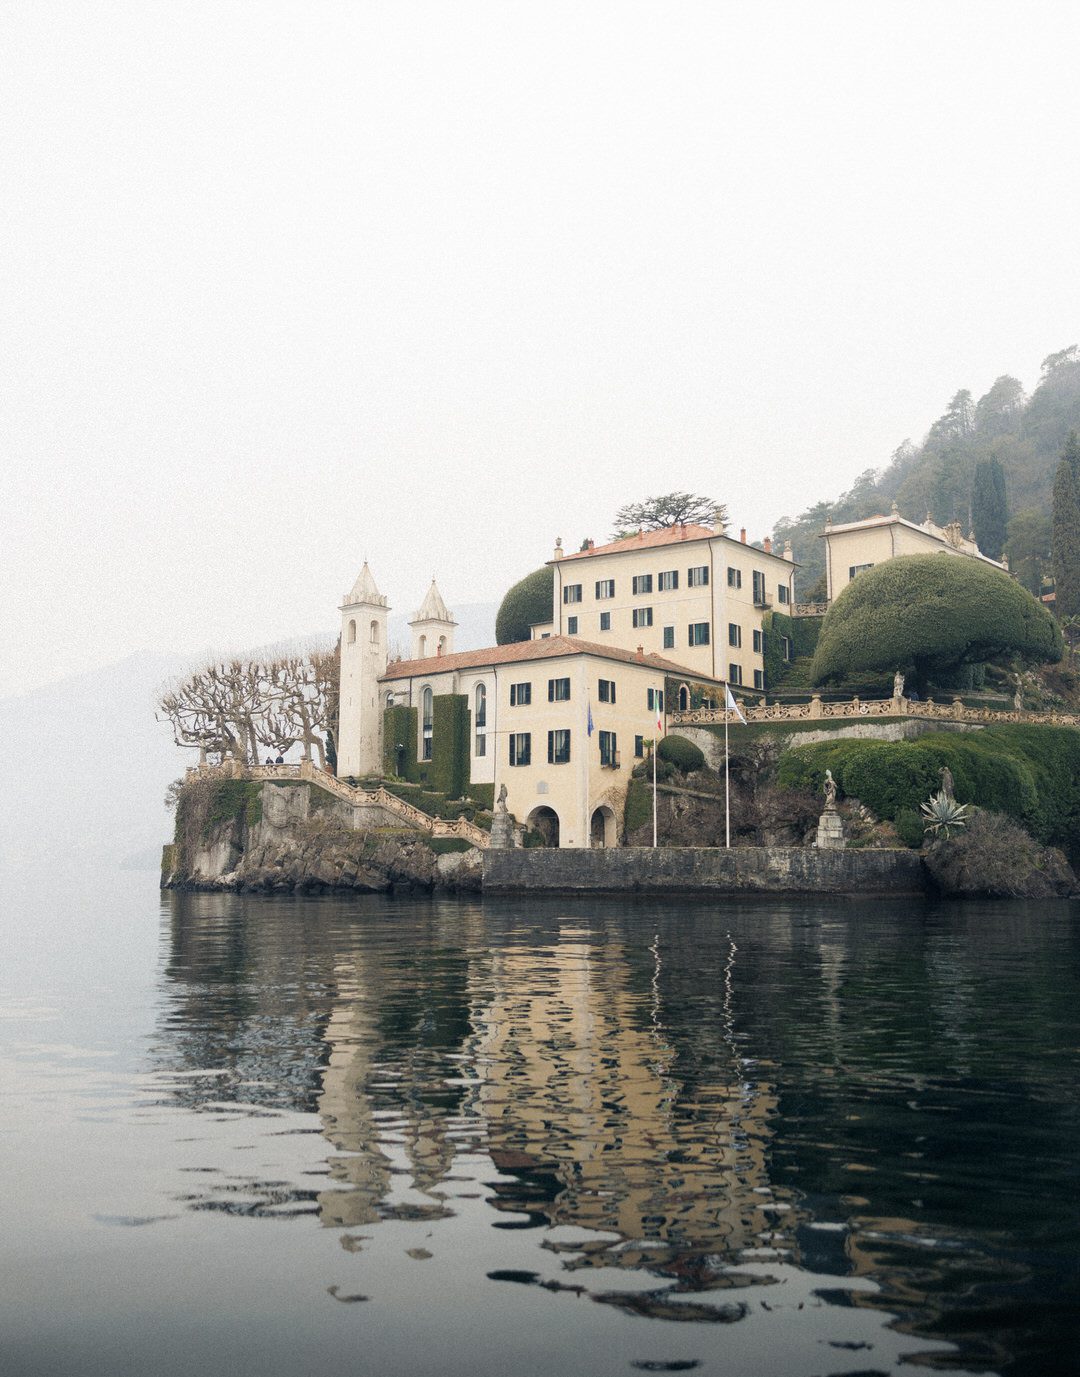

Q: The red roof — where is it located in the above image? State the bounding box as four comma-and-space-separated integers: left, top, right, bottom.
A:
557, 524, 717, 561
380, 635, 721, 682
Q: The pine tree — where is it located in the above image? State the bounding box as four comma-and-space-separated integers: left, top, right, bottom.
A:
971, 457, 1008, 559
1051, 431, 1080, 618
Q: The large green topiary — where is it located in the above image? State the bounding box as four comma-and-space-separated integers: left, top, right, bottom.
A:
811, 553, 1062, 688
657, 734, 706, 773
496, 566, 555, 644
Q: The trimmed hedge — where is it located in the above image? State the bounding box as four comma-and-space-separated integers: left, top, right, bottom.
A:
778, 724, 1080, 860
811, 553, 1062, 686
624, 778, 652, 834
496, 566, 555, 644
431, 693, 470, 798
383, 705, 419, 780
469, 783, 495, 810
658, 734, 706, 773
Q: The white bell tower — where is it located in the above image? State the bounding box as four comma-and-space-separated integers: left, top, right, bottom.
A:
409, 579, 457, 660
338, 562, 389, 777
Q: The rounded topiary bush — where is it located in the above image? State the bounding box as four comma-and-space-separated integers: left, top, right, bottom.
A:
657, 734, 705, 774
496, 566, 555, 644
893, 808, 925, 849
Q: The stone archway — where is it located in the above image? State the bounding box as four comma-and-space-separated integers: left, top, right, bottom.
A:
678, 683, 690, 712
527, 806, 560, 848
590, 805, 617, 848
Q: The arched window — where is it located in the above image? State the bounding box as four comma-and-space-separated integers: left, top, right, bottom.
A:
474, 682, 487, 758
421, 687, 433, 761
370, 620, 379, 644
347, 619, 357, 644
386, 691, 394, 708
678, 683, 690, 712
419, 634, 427, 658
437, 635, 447, 655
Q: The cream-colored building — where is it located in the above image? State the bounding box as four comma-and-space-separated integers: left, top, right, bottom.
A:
382, 635, 722, 847
536, 520, 798, 692
822, 506, 1006, 601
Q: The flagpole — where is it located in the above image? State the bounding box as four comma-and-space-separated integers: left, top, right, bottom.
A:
724, 702, 730, 849
652, 733, 658, 848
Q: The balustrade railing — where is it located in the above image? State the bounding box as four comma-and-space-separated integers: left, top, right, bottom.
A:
669, 694, 1080, 730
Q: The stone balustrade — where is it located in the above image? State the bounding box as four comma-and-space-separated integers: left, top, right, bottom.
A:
792, 602, 830, 617
187, 758, 490, 849
670, 694, 1080, 730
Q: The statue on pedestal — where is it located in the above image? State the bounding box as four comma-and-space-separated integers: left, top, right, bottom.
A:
939, 766, 955, 801
893, 670, 905, 700
823, 769, 837, 811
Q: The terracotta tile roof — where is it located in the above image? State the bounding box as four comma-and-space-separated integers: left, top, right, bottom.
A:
556, 522, 798, 565
380, 635, 721, 682
558, 524, 717, 560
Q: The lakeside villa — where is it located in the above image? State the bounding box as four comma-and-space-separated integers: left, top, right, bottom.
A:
337, 512, 1002, 848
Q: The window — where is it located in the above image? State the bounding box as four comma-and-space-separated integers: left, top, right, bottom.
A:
599, 730, 618, 767
421, 687, 433, 760
510, 681, 531, 706
474, 683, 487, 728
778, 585, 789, 605
567, 616, 578, 635
753, 669, 764, 690
658, 570, 678, 591
781, 635, 792, 662
599, 611, 611, 631
728, 623, 741, 647
370, 620, 379, 644
632, 607, 653, 628
663, 625, 675, 649
598, 678, 616, 703
726, 567, 741, 589
563, 584, 582, 604
752, 629, 762, 653
689, 622, 710, 646
689, 566, 709, 587
729, 664, 743, 686
509, 733, 531, 766
849, 563, 874, 579
548, 729, 571, 764
595, 578, 615, 599
635, 735, 645, 758
647, 687, 664, 713
475, 733, 487, 757
548, 677, 571, 701
752, 570, 767, 605
632, 574, 653, 595
347, 619, 357, 643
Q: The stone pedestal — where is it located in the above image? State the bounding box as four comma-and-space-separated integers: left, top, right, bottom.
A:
489, 808, 516, 850
815, 810, 845, 849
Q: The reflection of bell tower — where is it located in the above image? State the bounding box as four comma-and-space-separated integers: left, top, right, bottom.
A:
338, 563, 389, 778
409, 579, 456, 660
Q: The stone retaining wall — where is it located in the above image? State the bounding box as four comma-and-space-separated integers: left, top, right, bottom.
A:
483, 846, 927, 895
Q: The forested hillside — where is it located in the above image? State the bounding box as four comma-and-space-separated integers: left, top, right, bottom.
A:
773, 345, 1080, 596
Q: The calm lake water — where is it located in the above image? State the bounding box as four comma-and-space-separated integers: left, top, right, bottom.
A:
2, 873, 1079, 1377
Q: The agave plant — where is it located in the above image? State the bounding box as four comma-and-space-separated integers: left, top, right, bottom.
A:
920, 790, 972, 839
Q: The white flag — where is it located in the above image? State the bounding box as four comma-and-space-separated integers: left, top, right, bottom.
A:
725, 684, 747, 725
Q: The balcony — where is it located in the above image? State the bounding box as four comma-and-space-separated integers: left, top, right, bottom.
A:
600, 749, 621, 770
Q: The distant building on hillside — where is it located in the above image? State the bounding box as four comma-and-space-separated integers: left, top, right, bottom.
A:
821, 504, 1006, 602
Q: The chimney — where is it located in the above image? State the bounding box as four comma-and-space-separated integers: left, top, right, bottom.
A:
783, 539, 793, 562
740, 528, 747, 544
763, 537, 772, 554
679, 523, 687, 540
636, 645, 644, 659
553, 537, 564, 560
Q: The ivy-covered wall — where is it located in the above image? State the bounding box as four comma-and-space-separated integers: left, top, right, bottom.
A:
763, 611, 823, 688
383, 704, 419, 781
431, 693, 470, 798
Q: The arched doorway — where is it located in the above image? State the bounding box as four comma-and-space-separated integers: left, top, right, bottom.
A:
678, 683, 690, 712
590, 805, 616, 848
527, 806, 560, 848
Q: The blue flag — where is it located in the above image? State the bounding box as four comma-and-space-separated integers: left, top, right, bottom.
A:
587, 702, 594, 736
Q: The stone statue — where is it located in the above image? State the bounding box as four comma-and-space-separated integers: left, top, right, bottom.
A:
939, 765, 955, 801
893, 670, 905, 700
816, 768, 844, 848
823, 769, 837, 811
1013, 689, 1023, 712
496, 783, 509, 811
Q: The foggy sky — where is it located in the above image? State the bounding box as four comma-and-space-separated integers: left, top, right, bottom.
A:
3, 1, 1079, 695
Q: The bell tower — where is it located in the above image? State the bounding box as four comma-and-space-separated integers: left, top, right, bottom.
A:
409, 579, 457, 660
338, 562, 389, 777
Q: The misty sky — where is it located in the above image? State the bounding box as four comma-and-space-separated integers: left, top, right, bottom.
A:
3, 1, 1079, 696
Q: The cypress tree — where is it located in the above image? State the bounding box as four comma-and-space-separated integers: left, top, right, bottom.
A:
1051, 431, 1080, 618
971, 457, 1008, 559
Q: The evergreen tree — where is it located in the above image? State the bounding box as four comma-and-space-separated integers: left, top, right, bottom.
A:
1052, 431, 1080, 618
972, 457, 1008, 559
